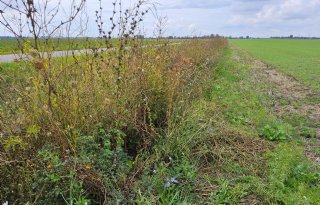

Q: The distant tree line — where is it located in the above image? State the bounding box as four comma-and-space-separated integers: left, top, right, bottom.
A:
1, 34, 319, 40
0, 36, 15, 39
140, 34, 225, 40
270, 35, 320, 39
0, 34, 225, 40
228, 35, 320, 39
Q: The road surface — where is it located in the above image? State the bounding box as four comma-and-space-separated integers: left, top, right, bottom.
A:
0, 48, 111, 63
0, 43, 181, 63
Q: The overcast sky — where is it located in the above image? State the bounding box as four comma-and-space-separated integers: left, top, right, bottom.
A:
157, 0, 320, 37
0, 0, 319, 37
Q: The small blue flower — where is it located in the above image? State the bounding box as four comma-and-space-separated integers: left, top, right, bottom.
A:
170, 178, 178, 184
165, 177, 178, 188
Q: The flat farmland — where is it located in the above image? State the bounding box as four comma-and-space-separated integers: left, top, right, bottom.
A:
0, 38, 165, 55
231, 39, 320, 91
0, 38, 105, 54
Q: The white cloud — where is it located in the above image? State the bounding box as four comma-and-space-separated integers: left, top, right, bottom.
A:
229, 0, 320, 24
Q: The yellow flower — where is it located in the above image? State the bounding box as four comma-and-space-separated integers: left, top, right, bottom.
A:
85, 164, 92, 169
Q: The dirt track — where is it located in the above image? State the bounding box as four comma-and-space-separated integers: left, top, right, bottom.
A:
234, 48, 320, 166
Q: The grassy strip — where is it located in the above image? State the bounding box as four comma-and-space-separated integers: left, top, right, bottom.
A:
135, 47, 320, 204
209, 47, 320, 204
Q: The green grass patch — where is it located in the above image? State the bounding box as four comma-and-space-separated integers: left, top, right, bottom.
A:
204, 47, 320, 204
138, 47, 320, 204
266, 143, 320, 204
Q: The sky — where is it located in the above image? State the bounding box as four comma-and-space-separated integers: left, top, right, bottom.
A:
0, 0, 319, 37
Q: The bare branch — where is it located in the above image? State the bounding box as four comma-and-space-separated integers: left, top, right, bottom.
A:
0, 0, 27, 15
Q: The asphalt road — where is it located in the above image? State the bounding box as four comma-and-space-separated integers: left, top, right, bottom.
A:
0, 43, 181, 63
0, 48, 110, 63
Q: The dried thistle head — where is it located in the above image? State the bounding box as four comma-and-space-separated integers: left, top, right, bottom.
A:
33, 58, 45, 70
27, 0, 34, 5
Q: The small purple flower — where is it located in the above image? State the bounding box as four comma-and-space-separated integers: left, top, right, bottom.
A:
165, 181, 171, 188
165, 177, 179, 188
170, 178, 178, 184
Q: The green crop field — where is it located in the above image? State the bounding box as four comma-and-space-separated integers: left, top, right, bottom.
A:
0, 38, 104, 54
230, 39, 320, 91
0, 38, 164, 55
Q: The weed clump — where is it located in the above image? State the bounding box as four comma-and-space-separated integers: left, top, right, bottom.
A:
0, 1, 229, 203
259, 124, 291, 141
